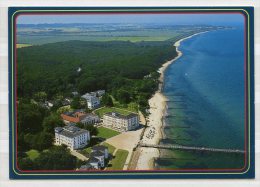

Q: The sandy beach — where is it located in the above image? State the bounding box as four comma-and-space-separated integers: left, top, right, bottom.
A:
135, 31, 209, 170
135, 92, 166, 169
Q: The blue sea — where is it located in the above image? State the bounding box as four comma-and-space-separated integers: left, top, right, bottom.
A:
155, 27, 245, 169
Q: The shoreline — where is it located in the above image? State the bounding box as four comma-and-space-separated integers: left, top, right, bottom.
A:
135, 31, 209, 170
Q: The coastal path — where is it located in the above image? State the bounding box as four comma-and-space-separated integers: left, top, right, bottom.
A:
139, 143, 245, 154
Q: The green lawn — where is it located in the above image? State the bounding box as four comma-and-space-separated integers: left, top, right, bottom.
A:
107, 149, 129, 170
102, 142, 116, 154
94, 107, 135, 117
97, 127, 120, 139
83, 147, 92, 154
78, 147, 92, 157
113, 102, 138, 113
26, 149, 40, 160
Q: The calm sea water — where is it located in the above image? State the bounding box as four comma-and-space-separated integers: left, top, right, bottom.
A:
155, 27, 245, 169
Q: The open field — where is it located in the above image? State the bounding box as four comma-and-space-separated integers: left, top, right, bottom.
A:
17, 33, 178, 45
107, 149, 129, 170
97, 127, 121, 139
26, 149, 40, 160
94, 107, 135, 117
16, 44, 32, 48
17, 23, 215, 45
17, 24, 181, 45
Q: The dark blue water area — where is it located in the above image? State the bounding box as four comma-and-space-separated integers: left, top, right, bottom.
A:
155, 27, 246, 169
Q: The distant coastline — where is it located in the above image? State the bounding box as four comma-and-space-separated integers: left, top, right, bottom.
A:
136, 31, 210, 170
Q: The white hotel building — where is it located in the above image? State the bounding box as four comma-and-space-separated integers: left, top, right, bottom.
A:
103, 112, 139, 132
54, 125, 90, 150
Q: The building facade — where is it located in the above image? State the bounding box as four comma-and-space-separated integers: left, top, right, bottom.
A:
86, 96, 100, 109
81, 93, 100, 109
61, 110, 100, 125
80, 113, 100, 125
103, 112, 139, 132
54, 125, 90, 150
61, 110, 86, 123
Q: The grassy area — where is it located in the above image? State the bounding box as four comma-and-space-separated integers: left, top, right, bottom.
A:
17, 29, 181, 45
97, 127, 120, 139
16, 44, 32, 48
79, 147, 92, 157
102, 142, 116, 154
83, 147, 92, 154
94, 107, 135, 117
98, 35, 174, 42
110, 95, 138, 113
107, 149, 129, 170
26, 149, 40, 160
113, 102, 138, 113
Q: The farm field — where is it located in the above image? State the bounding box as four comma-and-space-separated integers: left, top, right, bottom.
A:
17, 23, 209, 45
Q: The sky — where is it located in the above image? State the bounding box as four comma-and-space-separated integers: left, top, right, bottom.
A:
17, 13, 244, 26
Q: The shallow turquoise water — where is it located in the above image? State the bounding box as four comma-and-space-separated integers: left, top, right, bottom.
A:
156, 27, 245, 169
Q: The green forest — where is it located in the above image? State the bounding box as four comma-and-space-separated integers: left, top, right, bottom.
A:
17, 40, 177, 111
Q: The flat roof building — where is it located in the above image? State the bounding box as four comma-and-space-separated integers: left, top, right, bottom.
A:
54, 125, 90, 150
103, 112, 139, 132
